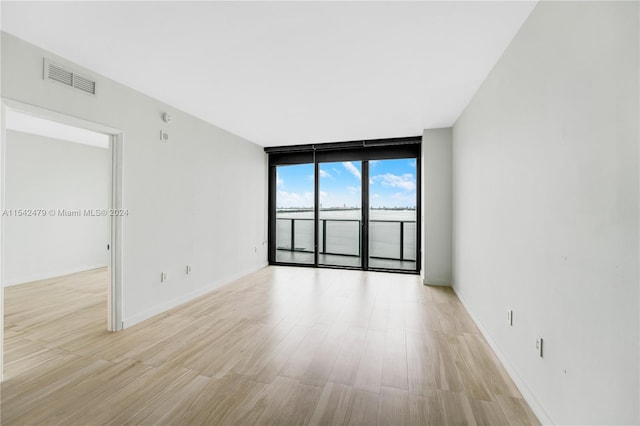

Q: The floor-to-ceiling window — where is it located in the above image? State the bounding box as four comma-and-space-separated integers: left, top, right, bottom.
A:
368, 158, 417, 271
274, 163, 315, 264
267, 137, 421, 274
318, 161, 362, 268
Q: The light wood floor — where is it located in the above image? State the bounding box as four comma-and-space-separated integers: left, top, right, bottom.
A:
2, 266, 539, 425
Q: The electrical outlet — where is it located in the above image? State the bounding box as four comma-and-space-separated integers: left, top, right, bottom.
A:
507, 309, 513, 326
186, 265, 192, 274
161, 272, 168, 282
536, 336, 544, 358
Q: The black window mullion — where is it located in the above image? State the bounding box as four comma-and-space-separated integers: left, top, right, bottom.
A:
415, 148, 422, 274
267, 164, 276, 264
313, 158, 319, 267
362, 161, 369, 271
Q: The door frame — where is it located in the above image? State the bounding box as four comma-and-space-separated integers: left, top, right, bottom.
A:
0, 98, 124, 380
316, 159, 365, 270
266, 137, 421, 274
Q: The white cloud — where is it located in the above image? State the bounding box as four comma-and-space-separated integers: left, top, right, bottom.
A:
276, 174, 284, 187
332, 167, 341, 175
372, 173, 415, 191
346, 186, 360, 193
319, 169, 333, 179
277, 190, 314, 208
342, 161, 361, 180
409, 159, 416, 168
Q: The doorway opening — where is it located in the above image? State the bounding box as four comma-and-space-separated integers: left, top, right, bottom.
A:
267, 137, 421, 274
0, 100, 123, 381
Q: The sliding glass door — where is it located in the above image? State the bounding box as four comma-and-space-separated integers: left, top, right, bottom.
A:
368, 158, 417, 271
267, 138, 421, 274
274, 163, 315, 264
318, 161, 362, 268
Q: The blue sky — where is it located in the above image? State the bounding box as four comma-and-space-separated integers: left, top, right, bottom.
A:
276, 158, 416, 208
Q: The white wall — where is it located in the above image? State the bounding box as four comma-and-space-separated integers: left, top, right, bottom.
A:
452, 2, 639, 425
1, 32, 268, 327
4, 130, 109, 285
422, 128, 452, 285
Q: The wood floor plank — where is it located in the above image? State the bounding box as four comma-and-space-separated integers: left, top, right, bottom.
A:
449, 334, 494, 401
381, 328, 408, 390
21, 358, 151, 425
308, 382, 352, 426
327, 327, 367, 387
496, 394, 541, 426
406, 328, 440, 395
176, 373, 256, 424
300, 327, 347, 386
91, 365, 195, 425
378, 386, 409, 426
117, 370, 210, 425
279, 326, 329, 380
2, 266, 539, 425
199, 376, 269, 425
243, 324, 309, 384
440, 390, 478, 426
469, 398, 510, 426
342, 388, 380, 426
251, 376, 324, 426
352, 329, 385, 393
4, 356, 113, 424
408, 391, 446, 426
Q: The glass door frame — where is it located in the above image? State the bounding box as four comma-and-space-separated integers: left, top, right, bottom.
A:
267, 137, 421, 275
316, 160, 366, 270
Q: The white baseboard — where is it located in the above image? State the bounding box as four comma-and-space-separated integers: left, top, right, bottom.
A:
123, 262, 269, 328
423, 278, 451, 286
3, 264, 108, 287
453, 286, 554, 426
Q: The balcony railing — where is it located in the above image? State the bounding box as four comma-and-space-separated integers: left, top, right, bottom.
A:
276, 218, 416, 262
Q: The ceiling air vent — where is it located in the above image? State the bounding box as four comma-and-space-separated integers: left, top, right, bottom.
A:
43, 59, 97, 95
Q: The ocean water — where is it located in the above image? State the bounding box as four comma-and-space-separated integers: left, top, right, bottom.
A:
276, 209, 416, 260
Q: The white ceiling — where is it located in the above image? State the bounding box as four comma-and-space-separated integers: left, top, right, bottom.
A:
1, 1, 537, 147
